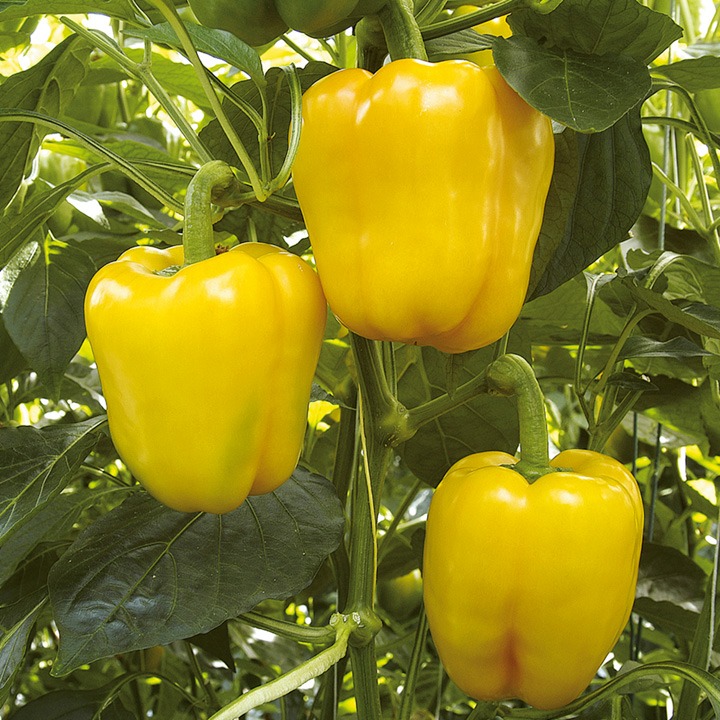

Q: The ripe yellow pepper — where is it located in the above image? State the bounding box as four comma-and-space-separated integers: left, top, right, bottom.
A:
85, 163, 327, 514
292, 59, 553, 354
423, 355, 644, 709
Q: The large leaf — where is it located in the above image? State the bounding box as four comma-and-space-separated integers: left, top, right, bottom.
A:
398, 346, 521, 486
4, 236, 97, 397
494, 36, 650, 133
10, 687, 135, 720
0, 34, 91, 213
48, 468, 344, 675
528, 110, 652, 300
509, 0, 683, 64
0, 417, 105, 545
0, 552, 55, 703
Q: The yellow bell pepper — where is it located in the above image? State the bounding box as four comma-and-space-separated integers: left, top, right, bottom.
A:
85, 162, 327, 514
292, 59, 554, 354
423, 355, 644, 709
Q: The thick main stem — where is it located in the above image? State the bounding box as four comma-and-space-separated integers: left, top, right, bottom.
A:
182, 161, 239, 265
377, 0, 428, 61
486, 354, 553, 482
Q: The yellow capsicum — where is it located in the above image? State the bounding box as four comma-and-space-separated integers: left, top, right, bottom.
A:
423, 355, 644, 709
85, 162, 327, 514
292, 58, 554, 354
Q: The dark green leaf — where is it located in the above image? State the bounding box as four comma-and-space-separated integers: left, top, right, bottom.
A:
0, 35, 91, 213
0, 313, 27, 385
398, 346, 520, 487
494, 37, 651, 133
4, 237, 97, 397
48, 469, 344, 674
604, 370, 657, 392
627, 284, 720, 340
0, 417, 105, 545
620, 336, 715, 360
655, 56, 720, 92
0, 552, 55, 702
636, 542, 707, 610
528, 111, 652, 299
509, 0, 683, 64
0, 168, 102, 266
10, 687, 135, 720
633, 598, 698, 643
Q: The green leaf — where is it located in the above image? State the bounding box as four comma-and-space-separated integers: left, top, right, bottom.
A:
398, 346, 520, 487
509, 0, 683, 64
0, 34, 91, 212
0, 166, 103, 266
620, 336, 715, 360
0, 417, 105, 545
10, 687, 135, 720
627, 284, 720, 340
125, 21, 264, 87
201, 61, 336, 179
0, 550, 56, 703
528, 111, 652, 299
0, 313, 27, 385
494, 37, 651, 133
4, 237, 97, 397
655, 56, 720, 92
636, 542, 707, 611
48, 468, 344, 675
0, 0, 145, 23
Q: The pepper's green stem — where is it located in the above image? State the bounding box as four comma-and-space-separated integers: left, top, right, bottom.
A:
183, 161, 241, 265
377, 0, 428, 61
208, 614, 356, 720
486, 354, 553, 483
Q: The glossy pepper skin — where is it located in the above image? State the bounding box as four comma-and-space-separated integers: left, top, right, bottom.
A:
423, 449, 644, 710
292, 59, 554, 354
85, 242, 326, 514
188, 0, 385, 45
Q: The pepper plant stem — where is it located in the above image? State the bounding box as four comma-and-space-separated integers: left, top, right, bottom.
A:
377, 0, 428, 61
183, 161, 240, 265
486, 354, 553, 482
208, 615, 355, 720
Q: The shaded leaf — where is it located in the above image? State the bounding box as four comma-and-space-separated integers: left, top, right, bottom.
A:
528, 111, 651, 299
0, 34, 91, 212
398, 346, 520, 487
48, 469, 344, 675
620, 336, 715, 360
4, 237, 97, 397
10, 687, 135, 720
636, 542, 706, 611
0, 417, 105, 545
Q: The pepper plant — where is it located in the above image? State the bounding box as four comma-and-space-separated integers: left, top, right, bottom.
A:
0, 1, 720, 719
